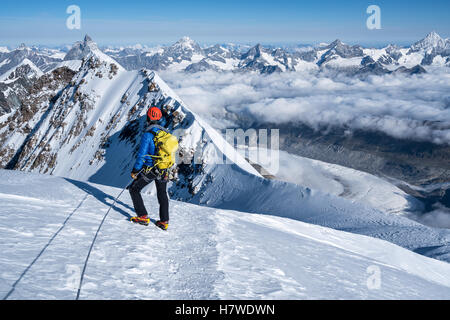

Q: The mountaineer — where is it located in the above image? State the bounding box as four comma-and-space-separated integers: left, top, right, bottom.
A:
129, 106, 178, 230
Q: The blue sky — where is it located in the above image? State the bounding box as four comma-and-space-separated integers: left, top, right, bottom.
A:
1, 0, 449, 47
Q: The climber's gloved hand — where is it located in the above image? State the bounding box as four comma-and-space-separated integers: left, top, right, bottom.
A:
131, 169, 140, 180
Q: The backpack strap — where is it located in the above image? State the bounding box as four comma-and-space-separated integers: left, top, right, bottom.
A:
146, 124, 168, 134
143, 124, 167, 171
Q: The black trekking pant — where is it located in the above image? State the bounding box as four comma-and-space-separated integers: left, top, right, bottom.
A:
128, 171, 169, 222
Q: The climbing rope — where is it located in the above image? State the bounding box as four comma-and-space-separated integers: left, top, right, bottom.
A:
76, 177, 136, 300
3, 194, 90, 300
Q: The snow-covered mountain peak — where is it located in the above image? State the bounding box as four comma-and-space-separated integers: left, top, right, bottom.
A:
317, 39, 364, 67
205, 44, 229, 55
84, 34, 93, 43
170, 36, 202, 53
179, 36, 192, 42
237, 44, 295, 73
177, 36, 195, 45
17, 43, 29, 51
424, 31, 443, 42
64, 34, 105, 61
146, 37, 205, 71
327, 39, 345, 48
241, 44, 261, 58
385, 43, 400, 51
410, 31, 447, 53
60, 36, 125, 76
326, 39, 363, 53
0, 58, 43, 83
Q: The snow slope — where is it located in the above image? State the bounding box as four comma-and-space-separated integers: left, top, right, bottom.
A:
236, 146, 422, 215
1, 170, 449, 300
47, 60, 82, 73
188, 160, 450, 263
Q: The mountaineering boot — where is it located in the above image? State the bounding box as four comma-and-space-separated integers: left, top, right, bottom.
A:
155, 220, 169, 230
131, 215, 150, 226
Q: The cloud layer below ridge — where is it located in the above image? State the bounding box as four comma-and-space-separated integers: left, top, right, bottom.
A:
161, 69, 450, 145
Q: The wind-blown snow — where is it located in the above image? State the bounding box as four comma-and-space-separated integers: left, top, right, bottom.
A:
0, 170, 449, 300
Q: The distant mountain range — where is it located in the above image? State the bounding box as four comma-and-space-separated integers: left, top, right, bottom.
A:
102, 32, 450, 74
0, 32, 449, 79
1, 32, 449, 115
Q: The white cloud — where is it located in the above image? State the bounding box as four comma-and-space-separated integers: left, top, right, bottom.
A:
160, 69, 450, 144
413, 203, 450, 229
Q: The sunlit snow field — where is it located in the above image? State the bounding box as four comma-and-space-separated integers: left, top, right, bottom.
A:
1, 170, 450, 299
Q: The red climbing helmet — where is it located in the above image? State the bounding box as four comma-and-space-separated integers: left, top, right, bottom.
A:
147, 106, 162, 121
